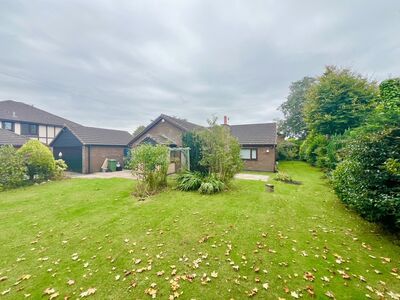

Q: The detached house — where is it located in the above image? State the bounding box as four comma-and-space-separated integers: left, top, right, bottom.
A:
0, 100, 79, 145
129, 114, 277, 172
1, 100, 132, 174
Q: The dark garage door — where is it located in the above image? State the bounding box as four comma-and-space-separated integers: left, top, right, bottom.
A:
53, 147, 82, 173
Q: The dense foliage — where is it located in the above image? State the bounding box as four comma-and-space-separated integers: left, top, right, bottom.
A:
182, 131, 208, 174
130, 144, 169, 198
176, 171, 203, 191
332, 128, 400, 230
0, 145, 27, 190
178, 118, 242, 195
278, 65, 399, 230
18, 140, 56, 181
277, 139, 300, 161
198, 174, 225, 194
198, 118, 243, 183
332, 79, 400, 230
304, 66, 378, 135
176, 171, 225, 194
278, 76, 315, 138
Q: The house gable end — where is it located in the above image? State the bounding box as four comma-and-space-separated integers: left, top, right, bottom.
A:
50, 127, 83, 147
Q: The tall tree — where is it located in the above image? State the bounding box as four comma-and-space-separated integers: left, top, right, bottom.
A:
278, 76, 315, 138
132, 125, 146, 137
304, 66, 378, 135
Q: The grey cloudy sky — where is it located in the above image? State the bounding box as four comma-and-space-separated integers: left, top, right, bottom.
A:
0, 1, 399, 131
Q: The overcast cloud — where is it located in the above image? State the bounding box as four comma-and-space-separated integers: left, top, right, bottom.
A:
0, 0, 399, 131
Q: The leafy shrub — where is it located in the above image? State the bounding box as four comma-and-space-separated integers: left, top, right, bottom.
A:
176, 171, 225, 194
277, 139, 300, 160
198, 118, 243, 183
54, 159, 68, 179
198, 175, 225, 194
332, 128, 400, 230
274, 172, 294, 183
299, 133, 328, 166
18, 140, 56, 181
176, 171, 203, 191
130, 144, 169, 198
0, 145, 27, 190
273, 171, 302, 185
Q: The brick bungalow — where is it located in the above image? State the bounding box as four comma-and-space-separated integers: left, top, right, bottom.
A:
50, 125, 132, 173
129, 114, 277, 172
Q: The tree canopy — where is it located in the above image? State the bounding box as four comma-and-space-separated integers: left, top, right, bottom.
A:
304, 66, 378, 135
279, 76, 315, 138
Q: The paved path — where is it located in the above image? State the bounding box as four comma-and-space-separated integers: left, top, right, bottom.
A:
66, 170, 137, 179
234, 173, 270, 182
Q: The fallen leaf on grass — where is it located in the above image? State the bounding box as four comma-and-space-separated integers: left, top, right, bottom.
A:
20, 274, 31, 280
80, 287, 96, 298
67, 279, 75, 286
145, 283, 157, 299
325, 291, 335, 299
247, 287, 258, 297
1, 288, 11, 296
49, 292, 59, 299
303, 272, 315, 282
291, 291, 300, 298
211, 271, 218, 278
262, 283, 269, 290
44, 288, 56, 295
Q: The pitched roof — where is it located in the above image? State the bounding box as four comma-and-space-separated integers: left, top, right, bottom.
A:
160, 114, 203, 131
0, 100, 80, 127
51, 125, 133, 146
229, 123, 277, 145
0, 128, 29, 146
129, 114, 203, 144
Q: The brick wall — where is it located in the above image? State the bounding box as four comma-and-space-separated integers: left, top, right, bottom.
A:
242, 145, 276, 172
132, 120, 184, 147
82, 145, 125, 173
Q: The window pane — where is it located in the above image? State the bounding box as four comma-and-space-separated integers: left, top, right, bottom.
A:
30, 124, 38, 135
251, 149, 257, 160
21, 123, 29, 135
2, 122, 13, 131
21, 123, 38, 135
240, 149, 251, 159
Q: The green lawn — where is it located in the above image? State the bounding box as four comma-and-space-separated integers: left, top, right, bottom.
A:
0, 162, 399, 299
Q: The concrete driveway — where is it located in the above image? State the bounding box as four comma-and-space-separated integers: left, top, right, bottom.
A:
234, 173, 270, 182
66, 170, 137, 179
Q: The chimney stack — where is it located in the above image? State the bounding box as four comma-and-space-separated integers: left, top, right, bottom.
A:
223, 115, 228, 125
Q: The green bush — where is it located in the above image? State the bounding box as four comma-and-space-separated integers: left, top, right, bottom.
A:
54, 159, 68, 179
130, 144, 169, 198
176, 171, 225, 194
0, 145, 27, 190
332, 128, 400, 230
198, 175, 225, 194
277, 139, 300, 160
18, 140, 56, 181
274, 172, 294, 183
198, 118, 243, 183
299, 133, 328, 165
176, 171, 203, 191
